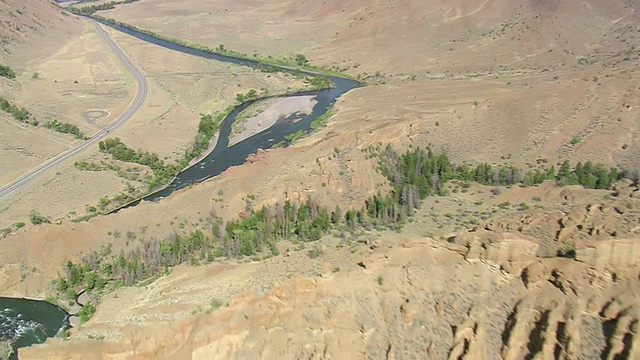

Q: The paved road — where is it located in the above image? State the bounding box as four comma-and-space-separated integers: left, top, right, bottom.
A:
0, 20, 148, 201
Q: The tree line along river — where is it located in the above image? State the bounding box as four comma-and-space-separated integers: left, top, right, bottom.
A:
0, 15, 360, 359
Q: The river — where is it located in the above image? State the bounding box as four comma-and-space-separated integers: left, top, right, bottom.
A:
88, 17, 361, 202
1, 14, 360, 358
144, 79, 357, 201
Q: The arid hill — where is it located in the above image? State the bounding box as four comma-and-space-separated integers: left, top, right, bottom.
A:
104, 0, 640, 167
19, 181, 640, 359
0, 0, 639, 359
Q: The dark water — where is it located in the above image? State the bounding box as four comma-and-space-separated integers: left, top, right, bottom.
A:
146, 80, 357, 201
0, 297, 68, 359
89, 17, 361, 202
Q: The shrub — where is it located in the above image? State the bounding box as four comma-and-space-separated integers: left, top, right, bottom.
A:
0, 64, 16, 79
556, 247, 576, 259
29, 210, 50, 225
44, 120, 86, 139
210, 298, 223, 310
307, 244, 324, 259
78, 301, 96, 323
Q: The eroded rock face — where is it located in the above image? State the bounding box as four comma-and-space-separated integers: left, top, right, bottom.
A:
19, 232, 640, 360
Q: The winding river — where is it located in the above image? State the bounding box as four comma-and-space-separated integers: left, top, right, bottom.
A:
144, 79, 357, 201
1, 15, 360, 358
88, 17, 362, 201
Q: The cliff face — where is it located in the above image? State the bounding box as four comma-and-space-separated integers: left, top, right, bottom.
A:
19, 232, 640, 359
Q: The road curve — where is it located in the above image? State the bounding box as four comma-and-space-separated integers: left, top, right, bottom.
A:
0, 20, 148, 201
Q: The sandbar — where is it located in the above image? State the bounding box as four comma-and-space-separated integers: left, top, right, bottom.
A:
228, 95, 318, 147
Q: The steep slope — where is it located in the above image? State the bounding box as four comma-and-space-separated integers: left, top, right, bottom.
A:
19, 209, 640, 359
0, 0, 77, 59
2, 0, 640, 358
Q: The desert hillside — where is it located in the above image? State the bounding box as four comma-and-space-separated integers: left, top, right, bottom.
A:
20, 181, 640, 359
0, 0, 639, 359
103, 0, 640, 167
0, 0, 135, 190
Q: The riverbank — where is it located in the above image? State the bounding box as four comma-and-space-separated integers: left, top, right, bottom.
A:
0, 340, 11, 360
186, 132, 220, 168
89, 15, 356, 80
228, 95, 318, 147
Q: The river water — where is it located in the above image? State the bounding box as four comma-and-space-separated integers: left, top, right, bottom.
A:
88, 17, 361, 201
0, 297, 68, 359
145, 78, 357, 201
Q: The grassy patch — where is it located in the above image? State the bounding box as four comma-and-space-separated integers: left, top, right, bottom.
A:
310, 106, 333, 130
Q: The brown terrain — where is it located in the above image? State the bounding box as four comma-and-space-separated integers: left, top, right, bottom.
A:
0, 0, 639, 358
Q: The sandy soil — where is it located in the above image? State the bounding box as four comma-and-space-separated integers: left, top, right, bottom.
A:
229, 95, 317, 147
2, 0, 640, 358
18, 183, 640, 358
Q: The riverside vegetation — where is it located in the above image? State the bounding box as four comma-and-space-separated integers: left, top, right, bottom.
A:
83, 89, 265, 213
82, 12, 353, 80
52, 144, 636, 321
79, 66, 335, 213
68, 0, 141, 16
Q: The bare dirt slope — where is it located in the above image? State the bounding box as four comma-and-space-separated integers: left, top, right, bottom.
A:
105, 0, 640, 167
2, 0, 640, 358
19, 182, 640, 359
